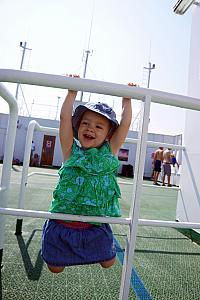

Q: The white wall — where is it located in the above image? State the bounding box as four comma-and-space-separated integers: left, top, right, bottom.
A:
176, 7, 200, 233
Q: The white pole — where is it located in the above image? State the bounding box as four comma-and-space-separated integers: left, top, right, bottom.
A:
0, 208, 131, 225
80, 50, 91, 102
119, 95, 151, 300
1, 69, 200, 111
55, 96, 61, 120
0, 83, 18, 265
15, 121, 58, 235
1, 207, 200, 229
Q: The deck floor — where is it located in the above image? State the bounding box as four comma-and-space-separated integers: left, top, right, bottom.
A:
1, 166, 200, 300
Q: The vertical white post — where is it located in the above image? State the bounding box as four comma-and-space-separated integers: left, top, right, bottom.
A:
18, 121, 37, 209
119, 95, 151, 300
0, 83, 18, 263
15, 121, 36, 235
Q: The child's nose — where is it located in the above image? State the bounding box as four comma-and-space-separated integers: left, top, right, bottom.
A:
87, 123, 95, 131
87, 126, 94, 132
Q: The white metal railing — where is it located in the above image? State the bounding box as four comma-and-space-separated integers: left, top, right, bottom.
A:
1, 207, 200, 228
0, 82, 18, 250
1, 69, 200, 300
1, 69, 200, 111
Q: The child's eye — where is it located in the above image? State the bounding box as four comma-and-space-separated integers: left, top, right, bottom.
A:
81, 121, 88, 125
96, 125, 103, 129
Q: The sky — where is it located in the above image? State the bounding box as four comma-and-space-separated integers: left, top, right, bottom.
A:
0, 0, 193, 135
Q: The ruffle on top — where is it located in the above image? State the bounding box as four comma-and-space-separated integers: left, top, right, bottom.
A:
50, 140, 121, 217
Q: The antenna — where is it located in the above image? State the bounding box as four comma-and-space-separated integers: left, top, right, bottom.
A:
144, 62, 156, 88
15, 42, 32, 101
144, 41, 155, 88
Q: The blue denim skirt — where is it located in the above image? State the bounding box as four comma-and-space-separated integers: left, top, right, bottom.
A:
41, 219, 116, 266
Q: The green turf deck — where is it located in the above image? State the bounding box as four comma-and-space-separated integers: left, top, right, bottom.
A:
1, 166, 200, 299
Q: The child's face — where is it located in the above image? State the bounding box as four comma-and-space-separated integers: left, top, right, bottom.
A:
78, 110, 111, 149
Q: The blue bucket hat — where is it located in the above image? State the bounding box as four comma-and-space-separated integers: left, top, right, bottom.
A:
72, 102, 119, 139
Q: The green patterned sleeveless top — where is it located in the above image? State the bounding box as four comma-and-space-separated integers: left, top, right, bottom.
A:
49, 139, 121, 217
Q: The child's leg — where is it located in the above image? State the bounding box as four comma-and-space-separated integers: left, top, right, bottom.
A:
100, 257, 116, 268
47, 264, 65, 273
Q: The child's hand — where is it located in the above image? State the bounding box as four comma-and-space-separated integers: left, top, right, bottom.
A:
128, 82, 139, 87
123, 82, 139, 102
65, 74, 80, 95
65, 74, 80, 79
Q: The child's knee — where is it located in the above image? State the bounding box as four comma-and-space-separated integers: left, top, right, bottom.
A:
47, 265, 65, 273
100, 257, 116, 268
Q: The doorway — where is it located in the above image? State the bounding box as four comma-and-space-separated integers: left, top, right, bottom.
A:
40, 135, 56, 167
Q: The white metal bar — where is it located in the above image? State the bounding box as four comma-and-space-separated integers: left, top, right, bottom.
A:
0, 84, 18, 190
118, 181, 180, 190
18, 120, 58, 210
1, 69, 200, 111
0, 83, 18, 249
0, 207, 199, 229
147, 140, 185, 150
119, 95, 152, 300
33, 121, 58, 134
118, 180, 133, 186
18, 121, 37, 211
27, 172, 58, 178
139, 218, 200, 228
124, 138, 138, 144
0, 207, 131, 225
142, 183, 180, 190
126, 137, 185, 150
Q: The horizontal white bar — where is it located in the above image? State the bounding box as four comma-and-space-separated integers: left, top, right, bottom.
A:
33, 122, 58, 134
27, 121, 184, 151
0, 207, 131, 225
147, 141, 185, 150
29, 122, 185, 151
28, 172, 58, 178
1, 69, 200, 111
124, 138, 138, 144
142, 183, 180, 190
126, 138, 184, 150
25, 176, 180, 190
0, 207, 199, 229
139, 218, 200, 229
118, 180, 133, 185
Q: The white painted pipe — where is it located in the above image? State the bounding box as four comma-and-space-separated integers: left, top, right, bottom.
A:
0, 207, 131, 225
0, 83, 18, 249
0, 207, 199, 229
1, 69, 200, 111
139, 218, 200, 229
126, 138, 185, 150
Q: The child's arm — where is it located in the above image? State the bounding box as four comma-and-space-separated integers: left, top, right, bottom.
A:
110, 83, 136, 155
59, 75, 79, 161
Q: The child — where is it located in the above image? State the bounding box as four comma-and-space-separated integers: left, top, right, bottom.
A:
41, 76, 133, 273
171, 153, 179, 168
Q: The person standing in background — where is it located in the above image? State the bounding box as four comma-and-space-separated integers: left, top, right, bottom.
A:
153, 147, 163, 186
30, 141, 35, 166
171, 153, 179, 168
162, 148, 172, 187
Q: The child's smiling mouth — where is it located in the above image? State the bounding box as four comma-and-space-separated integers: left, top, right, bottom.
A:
83, 133, 95, 140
